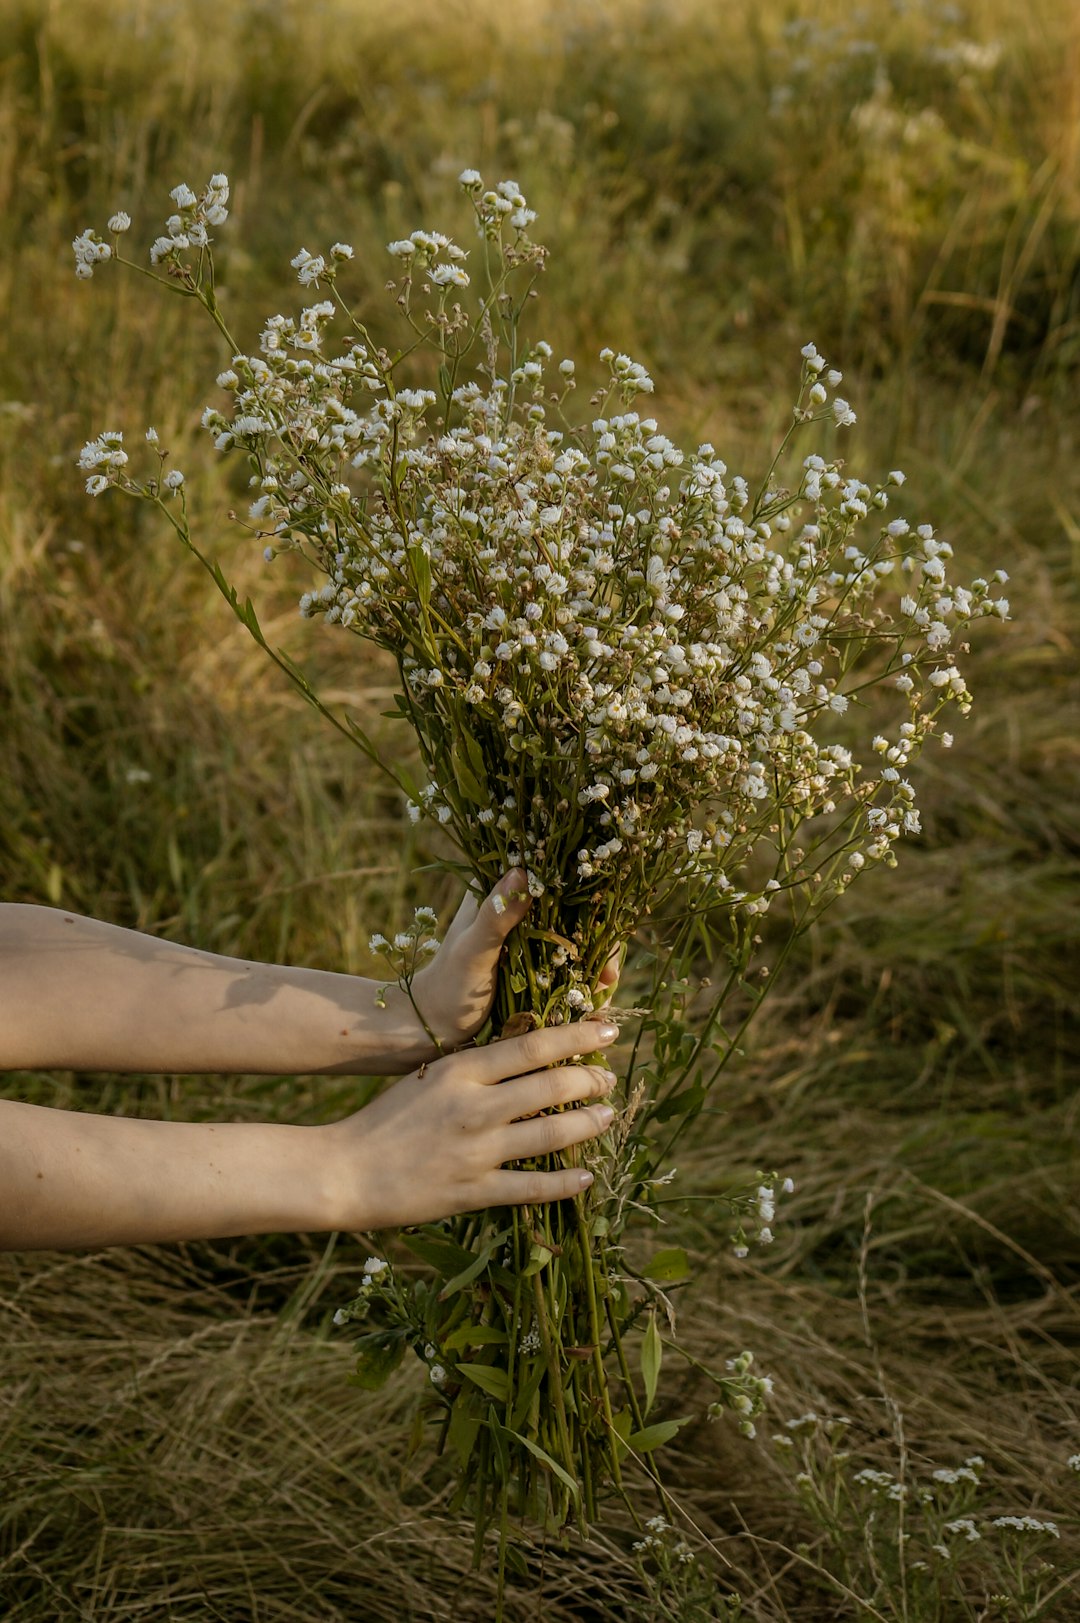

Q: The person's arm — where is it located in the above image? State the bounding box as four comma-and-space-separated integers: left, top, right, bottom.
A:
0, 1021, 619, 1250
0, 873, 537, 1077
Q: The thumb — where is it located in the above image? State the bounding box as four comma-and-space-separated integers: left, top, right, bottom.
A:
464, 868, 531, 955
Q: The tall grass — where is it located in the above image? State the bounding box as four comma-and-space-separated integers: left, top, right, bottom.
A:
1, 0, 1078, 1616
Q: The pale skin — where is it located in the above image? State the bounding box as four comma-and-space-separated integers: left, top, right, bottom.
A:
0, 871, 620, 1252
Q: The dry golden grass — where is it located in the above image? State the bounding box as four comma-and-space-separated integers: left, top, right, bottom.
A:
1, 0, 1078, 1615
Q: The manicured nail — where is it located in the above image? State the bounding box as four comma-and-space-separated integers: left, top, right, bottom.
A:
595, 1021, 618, 1044
578, 1171, 594, 1189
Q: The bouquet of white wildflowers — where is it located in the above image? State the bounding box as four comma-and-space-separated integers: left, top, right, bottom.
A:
75, 171, 1007, 1597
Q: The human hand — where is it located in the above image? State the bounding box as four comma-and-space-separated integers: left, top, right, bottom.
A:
322, 1018, 620, 1229
407, 869, 621, 1056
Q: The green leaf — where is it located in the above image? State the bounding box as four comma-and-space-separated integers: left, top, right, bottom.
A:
510, 1356, 548, 1433
610, 1406, 634, 1462
650, 1082, 706, 1124
443, 1323, 509, 1353
489, 1411, 510, 1479
641, 1313, 662, 1417
625, 1416, 693, 1453
642, 1247, 691, 1283
408, 543, 432, 608
457, 1363, 511, 1402
401, 1228, 477, 1280
450, 738, 487, 806
347, 1330, 406, 1392
460, 728, 489, 786
438, 1230, 510, 1301
521, 1240, 554, 1278
504, 1426, 581, 1499
447, 1393, 483, 1470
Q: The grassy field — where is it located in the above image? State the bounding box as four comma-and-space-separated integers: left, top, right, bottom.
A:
1, 0, 1078, 1616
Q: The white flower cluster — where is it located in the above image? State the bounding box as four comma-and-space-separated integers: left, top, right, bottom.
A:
78, 429, 127, 495
78, 170, 1006, 1023
77, 427, 183, 500
707, 1347, 774, 1438
331, 1254, 390, 1326
73, 175, 229, 283
367, 905, 440, 983
730, 1173, 794, 1257
72, 231, 112, 280
149, 175, 230, 267
631, 1513, 694, 1564
990, 1514, 1060, 1538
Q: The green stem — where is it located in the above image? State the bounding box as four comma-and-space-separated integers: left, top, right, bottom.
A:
573, 1199, 622, 1493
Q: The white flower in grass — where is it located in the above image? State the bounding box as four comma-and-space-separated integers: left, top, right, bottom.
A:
290, 248, 326, 286
430, 262, 470, 288
992, 1515, 1059, 1538
163, 469, 185, 491
832, 398, 856, 427
108, 211, 131, 234
72, 230, 111, 278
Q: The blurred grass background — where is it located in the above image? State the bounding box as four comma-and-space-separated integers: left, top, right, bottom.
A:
0, 0, 1078, 1616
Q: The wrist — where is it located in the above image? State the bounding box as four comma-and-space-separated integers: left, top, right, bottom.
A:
367, 981, 441, 1072
317, 1117, 386, 1232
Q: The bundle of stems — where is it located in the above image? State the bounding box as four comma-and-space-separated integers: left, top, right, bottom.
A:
75, 169, 1007, 1596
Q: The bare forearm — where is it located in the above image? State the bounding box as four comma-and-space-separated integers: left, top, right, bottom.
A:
0, 1021, 620, 1252
0, 905, 429, 1075
0, 1099, 336, 1249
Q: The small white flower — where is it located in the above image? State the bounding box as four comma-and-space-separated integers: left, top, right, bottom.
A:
85, 474, 109, 496
108, 211, 131, 234
163, 469, 185, 490
429, 262, 470, 288
832, 398, 857, 427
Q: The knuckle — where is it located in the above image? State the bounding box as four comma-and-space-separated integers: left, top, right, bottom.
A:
537, 1114, 563, 1153
517, 1031, 547, 1070
539, 1071, 565, 1110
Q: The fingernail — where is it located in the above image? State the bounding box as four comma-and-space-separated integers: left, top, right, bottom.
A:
595, 1021, 618, 1044
578, 1171, 594, 1189
600, 1069, 617, 1088
597, 1104, 615, 1127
